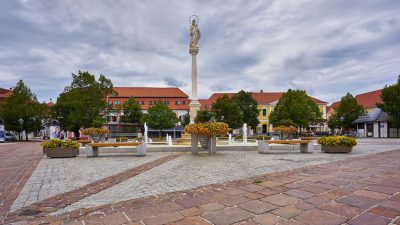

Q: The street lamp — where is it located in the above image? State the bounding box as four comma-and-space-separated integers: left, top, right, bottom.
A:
340, 116, 344, 134
18, 118, 24, 141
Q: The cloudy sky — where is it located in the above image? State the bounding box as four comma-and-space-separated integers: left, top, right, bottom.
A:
1, 0, 399, 104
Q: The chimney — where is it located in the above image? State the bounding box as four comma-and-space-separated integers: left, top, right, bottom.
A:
260, 90, 263, 93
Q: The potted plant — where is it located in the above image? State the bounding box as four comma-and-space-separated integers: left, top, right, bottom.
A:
81, 128, 108, 143
318, 136, 357, 153
41, 139, 80, 158
273, 126, 297, 140
184, 122, 229, 154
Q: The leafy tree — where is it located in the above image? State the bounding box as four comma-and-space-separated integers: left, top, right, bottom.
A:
0, 80, 47, 140
377, 76, 400, 126
269, 89, 322, 128
53, 71, 114, 137
181, 113, 190, 127
141, 100, 178, 138
119, 97, 143, 123
232, 90, 260, 130
211, 94, 243, 129
195, 110, 215, 123
329, 93, 365, 130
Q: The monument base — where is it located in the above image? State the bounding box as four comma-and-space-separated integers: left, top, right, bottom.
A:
189, 100, 201, 124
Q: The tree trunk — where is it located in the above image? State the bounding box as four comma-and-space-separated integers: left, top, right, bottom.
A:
25, 132, 28, 141
159, 130, 162, 139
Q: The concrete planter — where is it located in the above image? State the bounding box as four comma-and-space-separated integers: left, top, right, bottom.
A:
321, 145, 353, 153
43, 147, 80, 158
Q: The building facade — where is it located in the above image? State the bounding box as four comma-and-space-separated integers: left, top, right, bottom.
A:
327, 89, 399, 138
200, 91, 328, 134
107, 87, 189, 123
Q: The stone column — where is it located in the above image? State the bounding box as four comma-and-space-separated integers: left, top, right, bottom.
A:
189, 47, 201, 124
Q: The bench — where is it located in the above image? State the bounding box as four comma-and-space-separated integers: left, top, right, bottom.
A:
85, 142, 146, 157
258, 140, 313, 154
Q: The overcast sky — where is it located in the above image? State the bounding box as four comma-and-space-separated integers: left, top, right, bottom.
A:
1, 0, 399, 104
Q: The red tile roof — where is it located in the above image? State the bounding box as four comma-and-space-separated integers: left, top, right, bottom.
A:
328, 89, 382, 111
355, 89, 382, 109
112, 87, 188, 98
0, 88, 11, 98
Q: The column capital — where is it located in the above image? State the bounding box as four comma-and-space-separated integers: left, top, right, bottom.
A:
189, 47, 199, 55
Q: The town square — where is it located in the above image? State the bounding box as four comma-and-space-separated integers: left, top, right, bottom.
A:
1, 1, 400, 225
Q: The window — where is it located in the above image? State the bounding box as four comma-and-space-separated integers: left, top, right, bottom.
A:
164, 100, 170, 105
149, 101, 153, 105
115, 100, 120, 105
182, 100, 186, 105
175, 100, 181, 105
108, 102, 113, 106
262, 108, 267, 116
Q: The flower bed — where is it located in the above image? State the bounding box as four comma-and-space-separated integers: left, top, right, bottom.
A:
184, 122, 229, 137
81, 128, 108, 135
41, 139, 80, 158
81, 128, 108, 143
318, 136, 357, 153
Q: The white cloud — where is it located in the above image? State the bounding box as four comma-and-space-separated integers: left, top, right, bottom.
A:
0, 0, 399, 103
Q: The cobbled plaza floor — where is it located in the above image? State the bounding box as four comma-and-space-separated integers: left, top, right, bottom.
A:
1, 138, 400, 224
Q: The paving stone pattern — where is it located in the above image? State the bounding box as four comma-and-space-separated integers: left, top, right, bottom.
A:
0, 142, 43, 223
5, 153, 183, 223
10, 151, 174, 211
57, 139, 400, 213
9, 148, 400, 225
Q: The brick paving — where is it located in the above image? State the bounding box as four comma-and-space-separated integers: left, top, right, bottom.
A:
55, 139, 400, 213
0, 142, 43, 223
5, 153, 183, 223
6, 149, 400, 225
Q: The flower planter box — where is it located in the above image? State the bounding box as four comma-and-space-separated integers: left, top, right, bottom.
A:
321, 145, 352, 153
43, 147, 80, 158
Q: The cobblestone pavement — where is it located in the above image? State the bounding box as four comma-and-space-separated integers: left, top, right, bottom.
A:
11, 151, 174, 212
5, 153, 183, 223
0, 142, 43, 222
56, 139, 400, 213
10, 148, 400, 225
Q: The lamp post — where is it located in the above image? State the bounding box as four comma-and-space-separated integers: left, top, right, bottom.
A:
18, 118, 24, 141
340, 116, 344, 135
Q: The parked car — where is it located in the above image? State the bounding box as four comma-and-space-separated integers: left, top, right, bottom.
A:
5, 132, 17, 141
0, 131, 4, 143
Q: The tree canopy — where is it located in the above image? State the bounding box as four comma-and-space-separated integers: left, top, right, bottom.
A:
269, 89, 322, 127
181, 113, 190, 127
53, 71, 114, 135
232, 90, 260, 130
195, 110, 215, 123
141, 100, 178, 138
377, 76, 400, 126
211, 94, 243, 129
328, 93, 365, 130
119, 97, 143, 124
0, 80, 48, 140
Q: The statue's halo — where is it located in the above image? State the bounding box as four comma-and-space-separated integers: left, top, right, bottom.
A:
189, 15, 199, 25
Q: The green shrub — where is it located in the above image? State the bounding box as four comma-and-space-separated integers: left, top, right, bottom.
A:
317, 136, 357, 147
255, 135, 272, 140
41, 139, 80, 149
